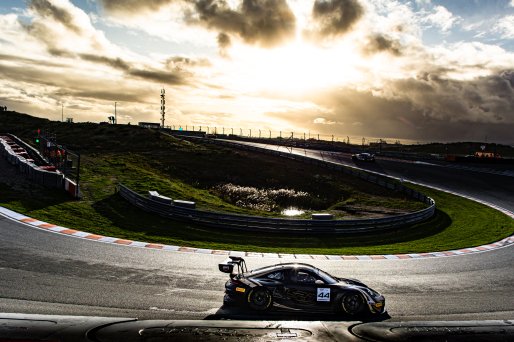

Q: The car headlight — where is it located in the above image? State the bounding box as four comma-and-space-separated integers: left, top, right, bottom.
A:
363, 288, 379, 298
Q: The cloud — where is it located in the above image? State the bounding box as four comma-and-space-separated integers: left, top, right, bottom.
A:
100, 0, 176, 14
165, 56, 212, 68
128, 68, 187, 85
58, 89, 148, 103
79, 53, 191, 85
263, 66, 514, 144
355, 70, 514, 134
363, 34, 403, 56
305, 0, 364, 39
386, 72, 514, 124
100, 0, 296, 49
79, 53, 131, 70
423, 5, 458, 33
29, 0, 83, 34
313, 117, 336, 125
23, 0, 111, 55
0, 53, 66, 68
189, 0, 296, 48
217, 32, 231, 57
494, 15, 514, 39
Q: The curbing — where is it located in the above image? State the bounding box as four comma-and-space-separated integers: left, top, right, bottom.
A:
0, 191, 512, 260
0, 136, 512, 260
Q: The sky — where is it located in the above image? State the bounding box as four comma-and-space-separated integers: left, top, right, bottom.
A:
0, 0, 513, 144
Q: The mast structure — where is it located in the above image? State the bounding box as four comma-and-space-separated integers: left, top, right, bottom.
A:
160, 89, 166, 128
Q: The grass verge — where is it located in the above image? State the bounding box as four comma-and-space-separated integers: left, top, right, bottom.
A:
0, 111, 511, 254
0, 181, 511, 255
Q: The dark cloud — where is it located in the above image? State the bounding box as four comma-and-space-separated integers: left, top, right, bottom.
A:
29, 0, 83, 34
190, 0, 296, 47
389, 71, 514, 123
78, 54, 190, 85
364, 34, 403, 56
165, 56, 211, 68
0, 63, 60, 88
55, 89, 149, 103
22, 21, 60, 54
47, 48, 75, 57
100, 0, 296, 48
79, 54, 131, 71
266, 71, 514, 144
217, 32, 231, 57
0, 53, 65, 68
0, 61, 152, 105
128, 68, 186, 85
306, 0, 364, 39
100, 0, 175, 13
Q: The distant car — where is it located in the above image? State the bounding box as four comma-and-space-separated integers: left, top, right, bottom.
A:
219, 257, 385, 316
352, 153, 375, 162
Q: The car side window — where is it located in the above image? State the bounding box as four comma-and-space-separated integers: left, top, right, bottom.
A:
296, 271, 317, 284
267, 271, 284, 280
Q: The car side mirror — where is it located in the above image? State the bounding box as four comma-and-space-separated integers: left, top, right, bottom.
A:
315, 280, 324, 285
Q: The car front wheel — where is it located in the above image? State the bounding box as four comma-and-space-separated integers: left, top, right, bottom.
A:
247, 287, 272, 311
341, 292, 366, 315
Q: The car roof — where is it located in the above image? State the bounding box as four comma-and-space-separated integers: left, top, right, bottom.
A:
247, 262, 321, 275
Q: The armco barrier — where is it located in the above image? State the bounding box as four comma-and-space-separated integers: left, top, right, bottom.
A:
118, 184, 435, 234
182, 137, 434, 206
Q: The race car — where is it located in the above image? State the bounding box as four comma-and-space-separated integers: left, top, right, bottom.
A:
219, 257, 385, 316
352, 153, 375, 162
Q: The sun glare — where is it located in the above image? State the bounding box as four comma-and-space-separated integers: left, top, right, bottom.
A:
220, 39, 367, 96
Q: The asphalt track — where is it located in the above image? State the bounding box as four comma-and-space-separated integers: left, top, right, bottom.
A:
0, 143, 513, 322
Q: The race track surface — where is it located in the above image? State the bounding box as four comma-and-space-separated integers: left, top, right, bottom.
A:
0, 143, 513, 321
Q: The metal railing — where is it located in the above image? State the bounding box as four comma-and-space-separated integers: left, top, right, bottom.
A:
118, 183, 435, 235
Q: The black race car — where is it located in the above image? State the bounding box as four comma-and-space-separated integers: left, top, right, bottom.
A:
352, 153, 375, 162
219, 257, 385, 316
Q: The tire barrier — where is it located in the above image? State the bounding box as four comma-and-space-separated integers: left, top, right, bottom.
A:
0, 134, 64, 188
118, 183, 435, 235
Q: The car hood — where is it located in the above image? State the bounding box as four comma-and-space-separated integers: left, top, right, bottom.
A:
336, 277, 368, 287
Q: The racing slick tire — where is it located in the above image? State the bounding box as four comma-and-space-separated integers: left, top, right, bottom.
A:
247, 287, 273, 311
340, 292, 366, 316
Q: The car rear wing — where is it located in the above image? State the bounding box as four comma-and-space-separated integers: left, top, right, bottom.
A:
218, 256, 248, 277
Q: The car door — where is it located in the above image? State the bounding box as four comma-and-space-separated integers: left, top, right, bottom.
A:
284, 268, 333, 309
254, 270, 288, 305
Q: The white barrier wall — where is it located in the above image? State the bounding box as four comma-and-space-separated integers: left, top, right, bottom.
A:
0, 135, 65, 189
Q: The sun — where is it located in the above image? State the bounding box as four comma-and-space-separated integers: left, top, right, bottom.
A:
218, 39, 367, 96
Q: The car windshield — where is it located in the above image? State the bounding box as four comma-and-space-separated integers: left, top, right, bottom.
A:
311, 268, 338, 285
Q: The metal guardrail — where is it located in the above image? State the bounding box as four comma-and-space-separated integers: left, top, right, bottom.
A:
118, 183, 435, 234
201, 137, 434, 203
118, 133, 436, 234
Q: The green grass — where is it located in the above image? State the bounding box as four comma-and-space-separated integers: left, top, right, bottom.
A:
0, 180, 512, 254
0, 110, 512, 254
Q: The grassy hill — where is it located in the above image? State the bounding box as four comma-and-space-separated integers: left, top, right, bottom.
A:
0, 111, 422, 217
0, 110, 512, 254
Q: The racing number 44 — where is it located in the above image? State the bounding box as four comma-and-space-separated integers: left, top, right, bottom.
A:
317, 288, 330, 302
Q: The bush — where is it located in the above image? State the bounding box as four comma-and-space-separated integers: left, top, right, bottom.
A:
212, 183, 311, 212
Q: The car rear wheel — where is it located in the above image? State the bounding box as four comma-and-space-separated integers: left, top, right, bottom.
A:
341, 292, 366, 315
247, 287, 272, 311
